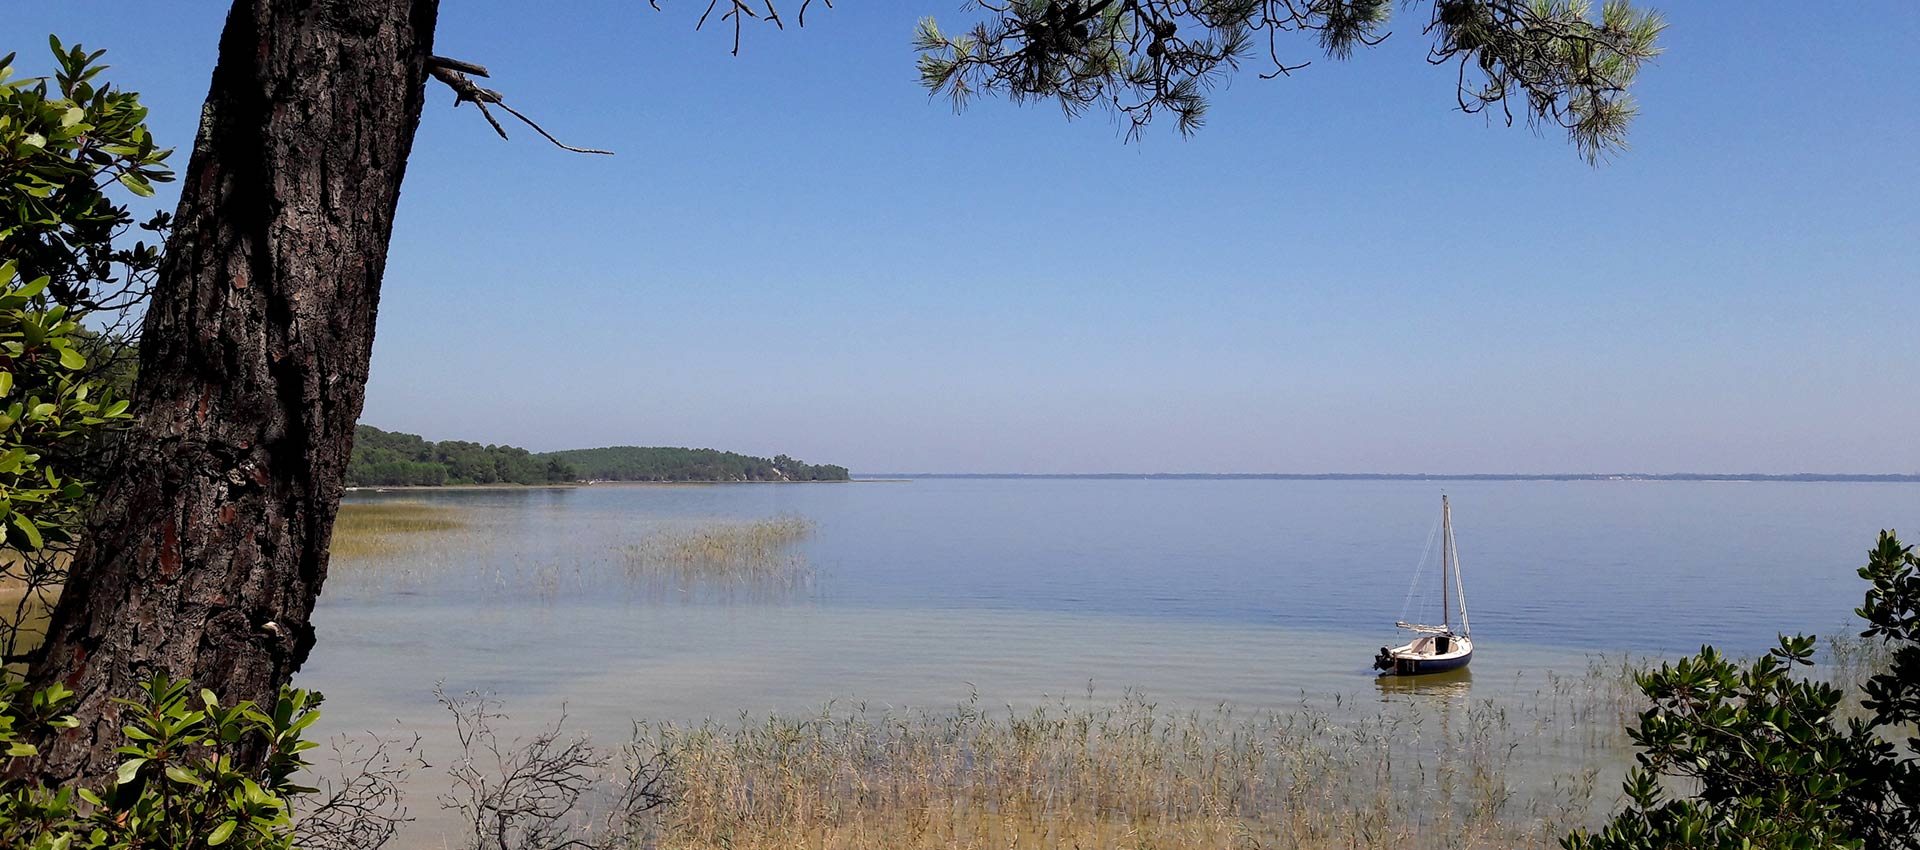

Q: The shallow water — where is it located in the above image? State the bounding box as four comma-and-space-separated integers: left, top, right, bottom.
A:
298, 479, 1920, 844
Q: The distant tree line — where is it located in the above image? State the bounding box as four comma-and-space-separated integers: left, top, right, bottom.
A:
545, 446, 850, 482
346, 427, 850, 486
346, 425, 574, 486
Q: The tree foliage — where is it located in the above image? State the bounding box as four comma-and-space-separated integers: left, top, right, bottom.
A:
347, 425, 575, 487
1566, 532, 1920, 850
0, 676, 322, 850
914, 0, 1664, 159
546, 445, 850, 482
350, 427, 852, 485
0, 40, 156, 664
0, 263, 130, 554
0, 37, 170, 351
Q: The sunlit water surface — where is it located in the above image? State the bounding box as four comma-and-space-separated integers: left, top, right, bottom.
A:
298, 479, 1920, 844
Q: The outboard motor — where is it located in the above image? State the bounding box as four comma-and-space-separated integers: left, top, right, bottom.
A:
1373, 647, 1394, 671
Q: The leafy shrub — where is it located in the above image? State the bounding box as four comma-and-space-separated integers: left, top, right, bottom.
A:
0, 676, 322, 849
1567, 531, 1920, 850
0, 262, 131, 555
1, 37, 166, 663
0, 36, 172, 314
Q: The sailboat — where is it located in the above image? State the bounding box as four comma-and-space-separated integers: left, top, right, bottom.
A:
1373, 495, 1474, 675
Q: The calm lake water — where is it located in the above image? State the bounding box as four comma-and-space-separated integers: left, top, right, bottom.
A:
297, 479, 1920, 842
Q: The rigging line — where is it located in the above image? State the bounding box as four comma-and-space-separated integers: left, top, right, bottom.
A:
1451, 514, 1471, 636
1398, 511, 1444, 624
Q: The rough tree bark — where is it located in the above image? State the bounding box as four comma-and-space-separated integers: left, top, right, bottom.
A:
28, 0, 440, 782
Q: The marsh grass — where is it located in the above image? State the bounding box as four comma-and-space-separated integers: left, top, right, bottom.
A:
320, 646, 1900, 850
325, 508, 819, 601
631, 664, 1656, 850
1824, 630, 1895, 692
331, 502, 467, 561
1824, 628, 1900, 725
620, 517, 814, 596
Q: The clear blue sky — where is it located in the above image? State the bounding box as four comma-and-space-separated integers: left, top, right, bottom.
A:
17, 3, 1920, 474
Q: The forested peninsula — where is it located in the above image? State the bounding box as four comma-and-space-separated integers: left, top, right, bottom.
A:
546, 446, 850, 482
345, 426, 849, 486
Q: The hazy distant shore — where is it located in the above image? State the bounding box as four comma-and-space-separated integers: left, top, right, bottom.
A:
344, 479, 880, 492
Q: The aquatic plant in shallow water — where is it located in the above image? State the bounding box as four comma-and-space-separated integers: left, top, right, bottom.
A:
620, 516, 815, 599
631, 676, 1653, 850
330, 501, 467, 561
297, 647, 1897, 848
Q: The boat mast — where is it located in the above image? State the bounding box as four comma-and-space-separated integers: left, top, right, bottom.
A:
1451, 516, 1471, 637
1441, 495, 1451, 632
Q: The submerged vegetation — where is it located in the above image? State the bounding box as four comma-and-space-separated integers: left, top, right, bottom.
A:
640, 682, 1633, 850
529, 639, 1892, 850
326, 506, 818, 602
331, 501, 467, 560
622, 517, 816, 594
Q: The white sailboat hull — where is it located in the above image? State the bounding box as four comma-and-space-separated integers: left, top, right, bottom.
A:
1374, 633, 1473, 675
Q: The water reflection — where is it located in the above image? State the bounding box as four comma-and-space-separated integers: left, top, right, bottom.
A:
1374, 666, 1474, 701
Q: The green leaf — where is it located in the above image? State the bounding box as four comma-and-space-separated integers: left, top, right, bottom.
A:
57, 346, 85, 370
207, 819, 236, 846
11, 513, 42, 549
116, 171, 154, 197
114, 756, 147, 786
14, 274, 49, 300
164, 764, 205, 787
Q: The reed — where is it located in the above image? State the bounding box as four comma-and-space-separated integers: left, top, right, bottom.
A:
1823, 629, 1899, 723
620, 517, 814, 593
330, 502, 467, 560
633, 668, 1649, 850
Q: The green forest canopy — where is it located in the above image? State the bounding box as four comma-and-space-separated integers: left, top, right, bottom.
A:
346, 425, 849, 486
347, 425, 574, 486
545, 445, 850, 483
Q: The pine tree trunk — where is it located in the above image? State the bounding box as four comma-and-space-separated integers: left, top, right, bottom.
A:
28, 0, 439, 783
